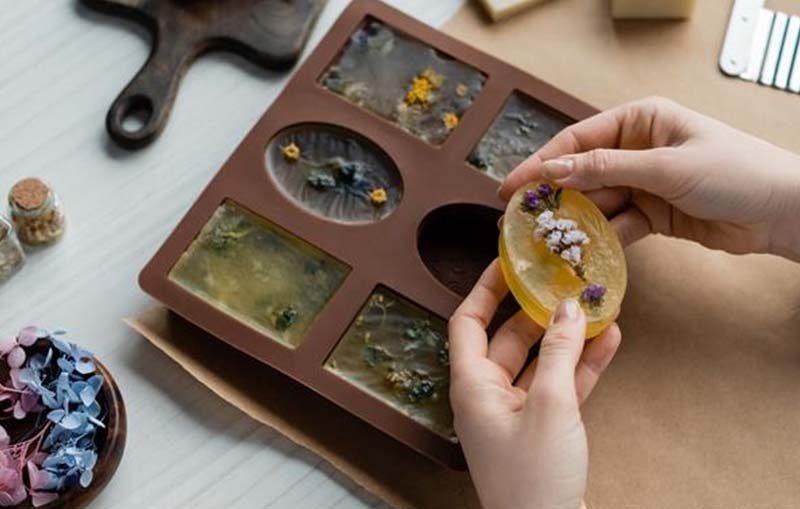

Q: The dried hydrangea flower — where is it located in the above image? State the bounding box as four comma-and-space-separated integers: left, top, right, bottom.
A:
581, 283, 607, 306
442, 112, 459, 130
281, 142, 301, 162
368, 187, 388, 206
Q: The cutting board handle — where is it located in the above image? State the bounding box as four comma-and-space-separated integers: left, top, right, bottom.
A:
106, 32, 194, 150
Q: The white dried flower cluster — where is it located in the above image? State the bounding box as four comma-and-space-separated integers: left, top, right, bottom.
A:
534, 210, 590, 268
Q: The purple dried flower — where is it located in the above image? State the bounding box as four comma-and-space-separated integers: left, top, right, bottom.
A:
525, 190, 540, 209
537, 183, 553, 198
581, 283, 606, 305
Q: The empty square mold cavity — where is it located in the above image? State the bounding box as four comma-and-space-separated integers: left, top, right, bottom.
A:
320, 19, 485, 145
325, 286, 454, 440
169, 200, 350, 348
469, 92, 572, 181
266, 123, 402, 224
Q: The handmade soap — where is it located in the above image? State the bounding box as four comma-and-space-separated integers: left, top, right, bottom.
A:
266, 124, 402, 224
325, 287, 454, 440
169, 201, 350, 348
469, 92, 571, 181
611, 0, 696, 19
478, 0, 548, 22
499, 183, 626, 338
320, 20, 485, 145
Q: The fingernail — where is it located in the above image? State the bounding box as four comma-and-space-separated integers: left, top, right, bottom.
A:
542, 158, 574, 180
551, 298, 579, 324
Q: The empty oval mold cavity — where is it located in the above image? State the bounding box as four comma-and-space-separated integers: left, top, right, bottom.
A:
418, 203, 519, 329
418, 203, 502, 297
266, 123, 403, 224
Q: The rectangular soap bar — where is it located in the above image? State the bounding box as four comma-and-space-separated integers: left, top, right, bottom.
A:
611, 0, 696, 19
479, 0, 549, 21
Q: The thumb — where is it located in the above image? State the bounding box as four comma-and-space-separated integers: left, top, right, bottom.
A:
527, 299, 586, 406
540, 147, 681, 198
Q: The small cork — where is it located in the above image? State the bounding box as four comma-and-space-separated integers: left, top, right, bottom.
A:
10, 178, 50, 211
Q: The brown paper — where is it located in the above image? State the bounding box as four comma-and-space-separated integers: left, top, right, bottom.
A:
126, 3, 800, 508
445, 0, 800, 509
445, 0, 800, 153
125, 309, 480, 509
444, 3, 800, 507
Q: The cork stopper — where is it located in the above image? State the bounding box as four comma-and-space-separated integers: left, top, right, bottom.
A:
10, 178, 50, 211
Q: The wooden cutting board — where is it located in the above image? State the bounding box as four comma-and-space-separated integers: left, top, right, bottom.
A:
82, 0, 325, 149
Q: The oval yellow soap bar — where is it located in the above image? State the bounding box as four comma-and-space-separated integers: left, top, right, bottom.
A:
499, 183, 627, 338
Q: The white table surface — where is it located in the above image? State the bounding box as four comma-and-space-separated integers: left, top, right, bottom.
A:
0, 1, 465, 507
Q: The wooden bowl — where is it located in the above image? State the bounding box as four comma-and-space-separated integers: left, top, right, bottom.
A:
15, 358, 126, 509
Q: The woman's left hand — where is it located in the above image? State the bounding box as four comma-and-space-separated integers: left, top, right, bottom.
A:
449, 260, 621, 509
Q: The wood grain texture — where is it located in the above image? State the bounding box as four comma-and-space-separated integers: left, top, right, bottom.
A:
0, 0, 463, 507
81, 0, 325, 149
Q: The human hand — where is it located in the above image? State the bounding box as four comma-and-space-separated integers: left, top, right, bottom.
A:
449, 260, 621, 509
499, 97, 800, 261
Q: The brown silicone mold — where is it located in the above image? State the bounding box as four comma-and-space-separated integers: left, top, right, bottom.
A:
139, 0, 596, 469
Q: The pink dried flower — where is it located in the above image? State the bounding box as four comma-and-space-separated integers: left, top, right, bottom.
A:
0, 451, 26, 506
27, 462, 58, 508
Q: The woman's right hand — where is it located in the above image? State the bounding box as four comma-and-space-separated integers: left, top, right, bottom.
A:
499, 97, 800, 261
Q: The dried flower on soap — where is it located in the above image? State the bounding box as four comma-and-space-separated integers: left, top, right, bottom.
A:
581, 283, 606, 307
281, 142, 301, 162
522, 183, 562, 213
534, 209, 591, 274
275, 306, 298, 331
0, 327, 106, 507
405, 68, 442, 107
384, 369, 437, 403
369, 187, 388, 206
442, 112, 459, 130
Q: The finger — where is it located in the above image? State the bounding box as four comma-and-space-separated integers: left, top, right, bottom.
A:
546, 148, 687, 202
526, 299, 586, 405
514, 356, 538, 392
610, 207, 652, 247
576, 323, 622, 404
487, 310, 544, 383
449, 260, 508, 365
584, 187, 630, 217
499, 106, 627, 199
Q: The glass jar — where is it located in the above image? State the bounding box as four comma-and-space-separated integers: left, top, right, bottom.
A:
8, 178, 66, 246
0, 216, 25, 284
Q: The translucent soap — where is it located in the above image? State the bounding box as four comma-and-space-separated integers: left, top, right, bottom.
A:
169, 201, 350, 348
499, 183, 627, 338
325, 287, 454, 440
